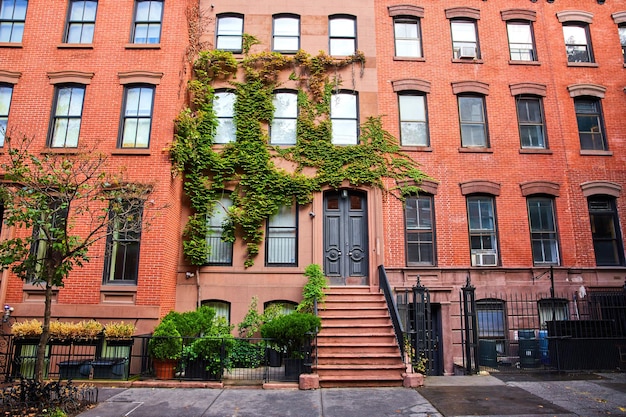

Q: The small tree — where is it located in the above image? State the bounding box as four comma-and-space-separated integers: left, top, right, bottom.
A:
0, 135, 153, 381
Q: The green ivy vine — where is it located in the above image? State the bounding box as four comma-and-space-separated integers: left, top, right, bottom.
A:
171, 36, 426, 267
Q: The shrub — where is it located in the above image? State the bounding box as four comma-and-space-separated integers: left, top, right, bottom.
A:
76, 320, 104, 339
148, 320, 182, 360
260, 312, 321, 356
161, 306, 216, 338
229, 339, 264, 368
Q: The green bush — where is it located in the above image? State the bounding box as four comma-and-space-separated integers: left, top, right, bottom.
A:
260, 312, 321, 356
148, 320, 182, 360
229, 339, 264, 368
161, 306, 216, 338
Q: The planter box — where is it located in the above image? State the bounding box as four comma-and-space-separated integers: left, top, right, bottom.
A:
284, 358, 304, 380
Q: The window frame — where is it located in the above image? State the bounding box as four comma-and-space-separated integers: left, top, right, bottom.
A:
450, 19, 480, 59
516, 95, 546, 149
476, 298, 507, 354
393, 16, 422, 58
506, 20, 536, 61
216, 13, 244, 53
330, 90, 358, 145
527, 196, 560, 266
206, 194, 234, 266
458, 95, 488, 148
48, 84, 85, 148
0, 83, 12, 147
265, 204, 298, 267
102, 199, 143, 285
64, 0, 97, 44
588, 196, 625, 266
270, 90, 298, 146
562, 23, 594, 63
574, 97, 606, 151
398, 92, 429, 147
213, 89, 236, 144
0, 0, 27, 43
29, 199, 69, 284
131, 0, 162, 44
467, 195, 498, 267
202, 299, 231, 324
329, 14, 356, 56
272, 14, 300, 54
405, 194, 435, 266
118, 84, 154, 149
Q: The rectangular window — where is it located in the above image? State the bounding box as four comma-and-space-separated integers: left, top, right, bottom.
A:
214, 91, 236, 144
563, 24, 593, 63
202, 300, 230, 324
207, 196, 233, 265
273, 15, 299, 53
120, 85, 154, 148
575, 97, 606, 151
588, 197, 625, 266
266, 204, 297, 266
617, 26, 626, 64
527, 197, 559, 265
271, 91, 297, 145
49, 85, 85, 148
0, 0, 27, 43
329, 15, 356, 56
467, 196, 498, 266
506, 21, 535, 61
458, 96, 487, 147
103, 199, 143, 284
399, 94, 428, 146
405, 195, 434, 265
394, 17, 421, 58
216, 14, 243, 52
29, 200, 68, 283
516, 96, 546, 149
451, 20, 479, 59
64, 0, 97, 44
330, 92, 358, 145
0, 84, 12, 146
476, 299, 506, 354
132, 0, 162, 44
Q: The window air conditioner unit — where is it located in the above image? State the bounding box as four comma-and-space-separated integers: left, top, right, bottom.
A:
459, 47, 476, 58
471, 251, 497, 266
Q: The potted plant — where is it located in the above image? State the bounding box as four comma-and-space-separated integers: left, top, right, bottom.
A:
260, 312, 321, 378
181, 316, 234, 380
103, 321, 135, 345
148, 320, 182, 379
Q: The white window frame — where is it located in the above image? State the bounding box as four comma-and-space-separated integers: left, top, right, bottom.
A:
270, 91, 297, 145
265, 204, 298, 266
394, 17, 421, 58
216, 14, 243, 53
272, 14, 299, 53
398, 93, 428, 146
451, 20, 479, 59
214, 90, 236, 144
506, 21, 536, 61
330, 91, 358, 145
329, 15, 356, 56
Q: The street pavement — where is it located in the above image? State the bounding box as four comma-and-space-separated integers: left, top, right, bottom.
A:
78, 372, 626, 417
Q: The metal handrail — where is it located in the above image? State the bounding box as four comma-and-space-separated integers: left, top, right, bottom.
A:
378, 265, 405, 361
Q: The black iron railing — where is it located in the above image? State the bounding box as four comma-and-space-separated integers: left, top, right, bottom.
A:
378, 265, 405, 362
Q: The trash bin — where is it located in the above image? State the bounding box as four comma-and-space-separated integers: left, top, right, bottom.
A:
478, 339, 498, 368
92, 358, 127, 380
538, 330, 549, 365
58, 360, 91, 379
518, 330, 539, 368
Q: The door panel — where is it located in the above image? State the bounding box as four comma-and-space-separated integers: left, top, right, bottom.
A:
323, 190, 368, 285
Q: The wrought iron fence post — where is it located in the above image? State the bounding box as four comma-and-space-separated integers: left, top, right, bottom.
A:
462, 275, 479, 374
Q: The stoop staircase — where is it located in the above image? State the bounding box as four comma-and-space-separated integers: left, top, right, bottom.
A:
313, 287, 405, 387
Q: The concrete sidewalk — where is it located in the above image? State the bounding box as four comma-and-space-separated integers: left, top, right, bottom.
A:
78, 372, 626, 417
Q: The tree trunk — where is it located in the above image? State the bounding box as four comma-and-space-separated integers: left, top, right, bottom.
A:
35, 281, 53, 381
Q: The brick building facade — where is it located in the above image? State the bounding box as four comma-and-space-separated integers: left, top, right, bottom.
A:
1, 0, 624, 376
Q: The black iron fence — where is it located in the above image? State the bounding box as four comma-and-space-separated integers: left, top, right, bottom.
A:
2, 334, 314, 384
457, 283, 626, 373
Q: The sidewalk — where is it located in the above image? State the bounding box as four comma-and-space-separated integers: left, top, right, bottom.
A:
78, 372, 626, 417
